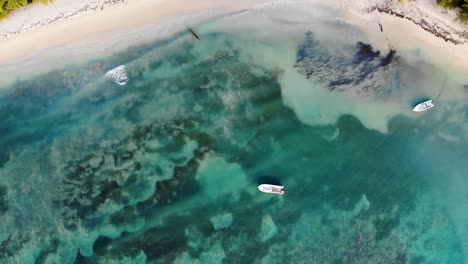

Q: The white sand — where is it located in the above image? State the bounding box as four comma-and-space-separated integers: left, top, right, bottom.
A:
343, 3, 468, 78
0, 0, 466, 64
0, 0, 127, 39
0, 0, 262, 63
0, 0, 466, 86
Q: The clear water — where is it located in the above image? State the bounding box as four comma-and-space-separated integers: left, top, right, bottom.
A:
0, 6, 467, 264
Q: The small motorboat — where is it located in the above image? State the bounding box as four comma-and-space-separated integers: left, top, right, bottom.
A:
412, 99, 435, 112
258, 184, 285, 195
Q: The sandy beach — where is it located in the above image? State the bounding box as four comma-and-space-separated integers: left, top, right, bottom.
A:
0, 0, 466, 82
349, 10, 468, 78
0, 0, 261, 63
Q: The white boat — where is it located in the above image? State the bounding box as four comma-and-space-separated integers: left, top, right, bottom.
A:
412, 99, 435, 112
258, 184, 285, 195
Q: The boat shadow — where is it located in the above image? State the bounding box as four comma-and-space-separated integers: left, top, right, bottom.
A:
411, 96, 432, 107
255, 175, 282, 186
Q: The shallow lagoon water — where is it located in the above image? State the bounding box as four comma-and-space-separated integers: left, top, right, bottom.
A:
0, 5, 468, 264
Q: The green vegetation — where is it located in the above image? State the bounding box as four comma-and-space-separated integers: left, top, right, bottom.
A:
0, 0, 52, 20
436, 0, 468, 24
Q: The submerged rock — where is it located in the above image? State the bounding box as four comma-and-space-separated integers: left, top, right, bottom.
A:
0, 186, 8, 214
353, 42, 381, 63
294, 32, 400, 97
195, 156, 247, 200
210, 213, 233, 230
258, 214, 278, 242
105, 65, 129, 86
351, 194, 371, 217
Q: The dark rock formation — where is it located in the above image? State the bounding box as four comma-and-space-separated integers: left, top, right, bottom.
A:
294, 31, 399, 97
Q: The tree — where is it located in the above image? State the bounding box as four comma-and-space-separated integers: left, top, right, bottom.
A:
0, 0, 53, 20
436, 0, 468, 24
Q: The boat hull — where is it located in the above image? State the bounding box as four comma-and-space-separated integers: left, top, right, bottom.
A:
258, 184, 285, 195
412, 99, 435, 112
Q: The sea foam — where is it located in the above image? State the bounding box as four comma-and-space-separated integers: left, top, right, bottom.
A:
105, 65, 129, 86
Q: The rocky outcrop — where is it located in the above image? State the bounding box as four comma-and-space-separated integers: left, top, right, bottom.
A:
294, 32, 400, 97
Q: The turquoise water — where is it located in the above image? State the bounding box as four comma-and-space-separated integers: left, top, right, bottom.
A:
1, 9, 468, 264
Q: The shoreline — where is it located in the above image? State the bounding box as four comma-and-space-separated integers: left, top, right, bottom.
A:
0, 0, 260, 64
0, 0, 127, 40
369, 5, 467, 45
333, 0, 468, 79
0, 0, 467, 85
